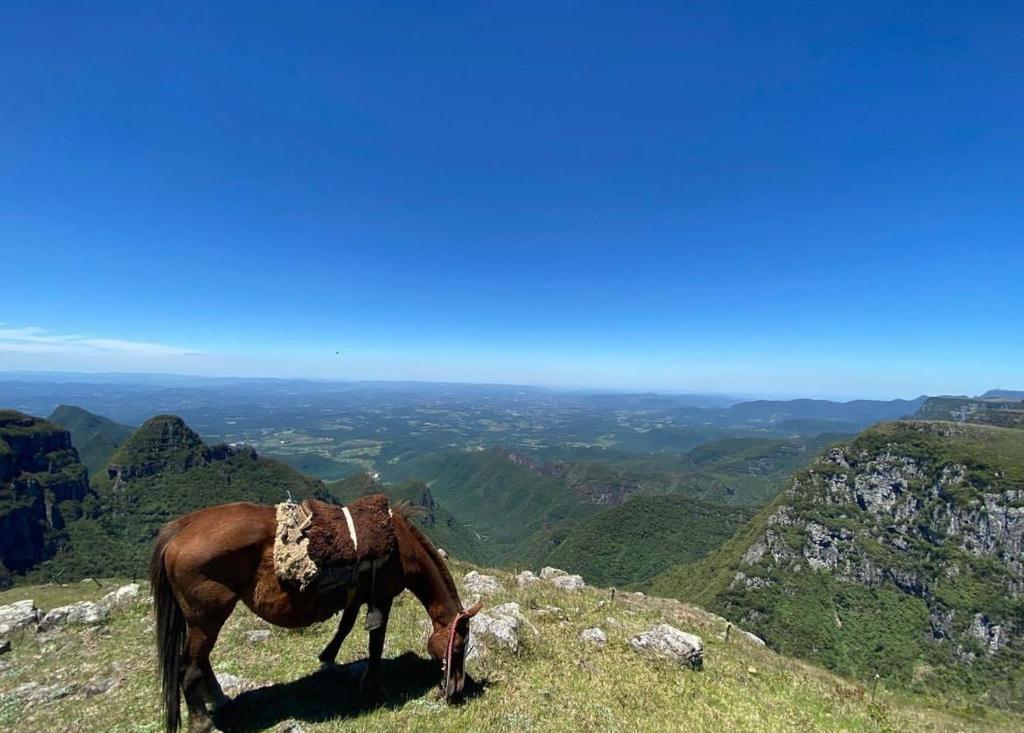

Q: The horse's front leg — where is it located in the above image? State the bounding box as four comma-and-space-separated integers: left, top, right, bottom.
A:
361, 596, 393, 700
319, 602, 361, 667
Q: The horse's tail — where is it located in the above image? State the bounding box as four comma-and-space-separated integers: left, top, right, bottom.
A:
150, 521, 186, 733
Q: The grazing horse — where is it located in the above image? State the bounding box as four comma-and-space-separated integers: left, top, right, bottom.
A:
150, 500, 482, 733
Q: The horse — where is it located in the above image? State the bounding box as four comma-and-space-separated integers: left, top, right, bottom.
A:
149, 499, 483, 733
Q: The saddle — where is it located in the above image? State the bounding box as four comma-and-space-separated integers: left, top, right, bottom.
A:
273, 493, 397, 607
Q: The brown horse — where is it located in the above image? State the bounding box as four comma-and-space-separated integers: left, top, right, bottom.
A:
149, 500, 482, 733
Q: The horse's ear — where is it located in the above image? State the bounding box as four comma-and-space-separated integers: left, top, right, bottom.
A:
464, 601, 484, 618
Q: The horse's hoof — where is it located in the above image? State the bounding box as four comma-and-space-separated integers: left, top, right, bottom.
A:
188, 718, 220, 733
319, 659, 339, 671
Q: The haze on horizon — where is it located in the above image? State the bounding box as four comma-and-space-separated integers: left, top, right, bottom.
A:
2, 3, 1021, 400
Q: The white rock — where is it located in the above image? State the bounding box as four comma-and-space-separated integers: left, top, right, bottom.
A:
462, 571, 502, 597
628, 624, 704, 670
98, 583, 140, 612
737, 629, 766, 646
489, 602, 525, 622
467, 608, 521, 659
39, 601, 109, 631
515, 570, 540, 587
0, 600, 39, 634
579, 627, 607, 647
5, 681, 72, 705
551, 574, 585, 592
532, 605, 564, 617
539, 567, 567, 580
436, 548, 449, 560
215, 670, 257, 696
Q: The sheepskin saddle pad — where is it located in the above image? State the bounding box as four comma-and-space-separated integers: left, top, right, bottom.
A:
273, 493, 396, 593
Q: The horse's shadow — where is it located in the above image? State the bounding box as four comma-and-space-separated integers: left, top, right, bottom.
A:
213, 653, 486, 732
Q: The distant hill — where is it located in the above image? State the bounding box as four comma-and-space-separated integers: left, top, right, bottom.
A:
653, 420, 1024, 710
722, 396, 927, 426
47, 405, 134, 475
264, 451, 360, 481
387, 449, 601, 565
523, 495, 754, 589
915, 396, 1024, 428
982, 390, 1024, 399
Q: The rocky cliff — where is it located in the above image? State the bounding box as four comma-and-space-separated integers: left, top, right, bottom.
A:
0, 411, 90, 583
653, 420, 1024, 709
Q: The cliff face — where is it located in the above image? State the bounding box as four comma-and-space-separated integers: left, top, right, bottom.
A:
654, 420, 1024, 708
0, 411, 90, 580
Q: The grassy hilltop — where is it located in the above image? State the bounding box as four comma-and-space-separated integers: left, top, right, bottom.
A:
2, 562, 1019, 733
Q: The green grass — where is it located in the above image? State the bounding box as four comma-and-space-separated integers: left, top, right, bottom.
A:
1, 564, 1019, 732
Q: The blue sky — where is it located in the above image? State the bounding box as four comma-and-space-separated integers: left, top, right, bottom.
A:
1, 2, 1022, 398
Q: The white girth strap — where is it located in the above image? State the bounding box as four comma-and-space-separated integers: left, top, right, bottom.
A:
342, 506, 358, 552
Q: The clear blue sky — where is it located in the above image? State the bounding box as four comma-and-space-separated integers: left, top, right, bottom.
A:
1, 2, 1021, 398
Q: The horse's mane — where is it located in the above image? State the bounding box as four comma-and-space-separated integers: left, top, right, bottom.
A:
392, 501, 461, 603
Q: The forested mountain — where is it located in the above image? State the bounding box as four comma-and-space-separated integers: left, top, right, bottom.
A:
0, 412, 477, 584
47, 405, 134, 475
653, 420, 1024, 710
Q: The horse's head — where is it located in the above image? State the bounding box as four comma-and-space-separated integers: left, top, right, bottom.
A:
428, 601, 483, 701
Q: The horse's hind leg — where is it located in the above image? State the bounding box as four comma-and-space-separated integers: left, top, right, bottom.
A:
318, 603, 361, 667
182, 602, 235, 732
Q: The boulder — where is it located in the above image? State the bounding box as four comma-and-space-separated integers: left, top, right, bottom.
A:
215, 670, 257, 696
467, 604, 522, 659
4, 681, 72, 705
0, 600, 39, 634
462, 571, 502, 597
551, 574, 585, 592
82, 676, 119, 696
515, 570, 540, 587
246, 629, 271, 644
97, 583, 140, 611
38, 601, 109, 631
539, 567, 567, 580
628, 624, 704, 670
738, 629, 766, 646
579, 627, 607, 647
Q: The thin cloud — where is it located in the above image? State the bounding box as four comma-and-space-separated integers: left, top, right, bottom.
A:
0, 325, 201, 357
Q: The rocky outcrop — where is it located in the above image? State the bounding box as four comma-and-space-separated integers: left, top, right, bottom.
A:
467, 602, 523, 659
711, 420, 1024, 702
462, 571, 502, 598
0, 599, 40, 634
628, 624, 704, 670
579, 627, 607, 646
0, 411, 90, 580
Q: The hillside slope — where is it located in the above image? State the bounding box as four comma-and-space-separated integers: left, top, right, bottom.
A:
47, 405, 134, 476
387, 449, 600, 564
1, 564, 1020, 732
653, 421, 1024, 710
521, 495, 753, 588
